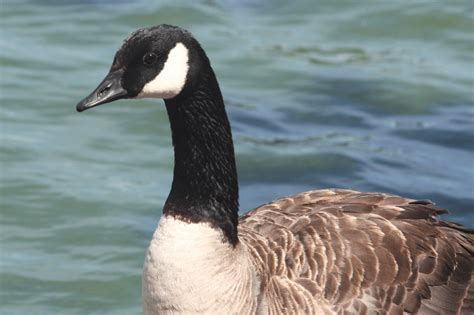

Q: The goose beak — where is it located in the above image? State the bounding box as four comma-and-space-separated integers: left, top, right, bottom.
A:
76, 70, 128, 112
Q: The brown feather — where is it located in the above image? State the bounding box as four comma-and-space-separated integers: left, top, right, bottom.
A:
239, 189, 473, 314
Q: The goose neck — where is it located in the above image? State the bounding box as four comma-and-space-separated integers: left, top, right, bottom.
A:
163, 70, 239, 245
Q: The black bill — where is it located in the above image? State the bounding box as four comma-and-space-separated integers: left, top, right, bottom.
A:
76, 70, 128, 112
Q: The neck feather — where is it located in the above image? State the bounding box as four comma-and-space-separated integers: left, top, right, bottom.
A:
163, 65, 239, 245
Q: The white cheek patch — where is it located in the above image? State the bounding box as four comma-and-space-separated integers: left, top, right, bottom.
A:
138, 42, 189, 99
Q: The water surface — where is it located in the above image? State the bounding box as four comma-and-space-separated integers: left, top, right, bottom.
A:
1, 1, 473, 314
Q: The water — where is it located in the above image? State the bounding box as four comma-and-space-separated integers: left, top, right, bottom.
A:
1, 1, 473, 314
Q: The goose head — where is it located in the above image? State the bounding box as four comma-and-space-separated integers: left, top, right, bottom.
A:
76, 24, 204, 112
76, 24, 239, 246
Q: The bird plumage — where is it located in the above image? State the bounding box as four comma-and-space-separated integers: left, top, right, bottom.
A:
239, 188, 473, 314
76, 24, 473, 314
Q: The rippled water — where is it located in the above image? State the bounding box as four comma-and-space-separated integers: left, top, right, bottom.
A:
1, 1, 473, 314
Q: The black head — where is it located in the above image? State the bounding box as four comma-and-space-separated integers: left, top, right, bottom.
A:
76, 25, 240, 245
76, 24, 206, 112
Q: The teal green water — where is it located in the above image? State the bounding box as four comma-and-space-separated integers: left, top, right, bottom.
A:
1, 1, 473, 314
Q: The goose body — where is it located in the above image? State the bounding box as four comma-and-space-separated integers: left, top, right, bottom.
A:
76, 25, 473, 314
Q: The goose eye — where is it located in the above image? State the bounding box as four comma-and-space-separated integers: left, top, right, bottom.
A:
143, 52, 158, 66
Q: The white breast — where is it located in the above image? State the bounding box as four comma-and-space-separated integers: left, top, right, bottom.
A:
142, 215, 260, 315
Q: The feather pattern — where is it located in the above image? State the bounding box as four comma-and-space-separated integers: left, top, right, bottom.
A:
239, 189, 473, 314
76, 25, 473, 315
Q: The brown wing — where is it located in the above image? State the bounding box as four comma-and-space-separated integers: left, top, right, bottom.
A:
239, 189, 474, 315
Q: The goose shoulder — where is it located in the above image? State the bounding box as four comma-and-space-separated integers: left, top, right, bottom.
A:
239, 188, 474, 314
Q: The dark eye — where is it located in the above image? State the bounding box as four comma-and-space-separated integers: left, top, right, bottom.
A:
143, 52, 158, 66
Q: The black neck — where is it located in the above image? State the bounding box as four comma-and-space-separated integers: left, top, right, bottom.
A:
163, 66, 239, 246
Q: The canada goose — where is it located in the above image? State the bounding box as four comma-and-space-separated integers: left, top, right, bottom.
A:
76, 25, 473, 315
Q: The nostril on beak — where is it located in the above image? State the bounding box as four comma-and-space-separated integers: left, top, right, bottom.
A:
97, 82, 112, 97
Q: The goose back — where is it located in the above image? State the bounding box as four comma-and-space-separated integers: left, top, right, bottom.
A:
239, 189, 473, 314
